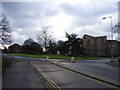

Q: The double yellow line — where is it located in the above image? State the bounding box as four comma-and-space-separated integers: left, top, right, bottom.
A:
31, 63, 61, 90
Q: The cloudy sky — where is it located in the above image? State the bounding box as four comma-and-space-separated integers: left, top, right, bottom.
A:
1, 0, 119, 45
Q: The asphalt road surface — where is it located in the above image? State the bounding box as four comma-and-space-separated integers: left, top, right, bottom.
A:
60, 62, 120, 86
33, 61, 114, 88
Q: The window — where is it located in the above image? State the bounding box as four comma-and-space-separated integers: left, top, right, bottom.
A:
84, 37, 86, 39
90, 39, 94, 44
96, 38, 102, 45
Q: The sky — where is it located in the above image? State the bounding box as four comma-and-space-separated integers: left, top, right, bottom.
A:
1, 0, 120, 45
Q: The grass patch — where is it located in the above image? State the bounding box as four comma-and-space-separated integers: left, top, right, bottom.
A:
10, 54, 98, 60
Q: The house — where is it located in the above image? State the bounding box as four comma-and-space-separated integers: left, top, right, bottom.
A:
8, 43, 22, 53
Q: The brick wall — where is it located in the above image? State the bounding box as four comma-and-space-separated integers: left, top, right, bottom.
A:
82, 34, 120, 57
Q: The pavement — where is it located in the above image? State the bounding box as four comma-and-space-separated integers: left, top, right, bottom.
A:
2, 61, 45, 88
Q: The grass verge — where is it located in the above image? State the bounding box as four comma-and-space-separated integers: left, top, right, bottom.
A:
10, 54, 98, 60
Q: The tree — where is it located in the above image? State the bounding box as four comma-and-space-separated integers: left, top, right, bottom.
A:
22, 38, 43, 54
22, 45, 31, 54
37, 27, 53, 52
113, 23, 120, 41
65, 32, 85, 56
30, 42, 43, 54
0, 13, 12, 49
2, 47, 8, 53
57, 40, 69, 55
47, 40, 57, 54
23, 38, 34, 45
22, 38, 34, 53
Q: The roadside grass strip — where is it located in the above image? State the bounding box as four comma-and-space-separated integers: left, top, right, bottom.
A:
11, 54, 98, 60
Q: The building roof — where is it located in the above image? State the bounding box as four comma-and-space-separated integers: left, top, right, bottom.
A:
83, 34, 107, 38
106, 40, 120, 43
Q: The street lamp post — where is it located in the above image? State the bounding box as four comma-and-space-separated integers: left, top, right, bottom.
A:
68, 42, 72, 56
103, 16, 113, 61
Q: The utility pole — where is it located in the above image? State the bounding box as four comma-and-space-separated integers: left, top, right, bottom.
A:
118, 1, 120, 41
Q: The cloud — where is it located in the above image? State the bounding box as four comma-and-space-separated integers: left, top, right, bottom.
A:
59, 1, 118, 39
60, 1, 118, 28
12, 32, 27, 44
2, 2, 61, 28
60, 2, 117, 18
2, 0, 119, 45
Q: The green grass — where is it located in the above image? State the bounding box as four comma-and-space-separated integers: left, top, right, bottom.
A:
10, 54, 98, 60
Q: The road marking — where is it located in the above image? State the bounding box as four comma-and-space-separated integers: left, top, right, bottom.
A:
31, 63, 61, 90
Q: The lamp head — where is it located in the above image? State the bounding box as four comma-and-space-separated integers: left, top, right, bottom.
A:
103, 16, 112, 19
103, 17, 106, 19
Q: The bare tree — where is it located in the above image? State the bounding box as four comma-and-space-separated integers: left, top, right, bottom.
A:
113, 23, 120, 41
0, 13, 12, 49
37, 27, 52, 51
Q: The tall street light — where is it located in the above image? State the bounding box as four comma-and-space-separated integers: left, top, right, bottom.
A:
103, 16, 113, 61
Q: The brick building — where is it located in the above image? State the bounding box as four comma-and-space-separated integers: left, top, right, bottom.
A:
8, 43, 22, 53
105, 40, 120, 57
82, 34, 120, 57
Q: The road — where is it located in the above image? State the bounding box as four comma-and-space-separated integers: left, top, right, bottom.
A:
2, 54, 119, 89
32, 61, 115, 88
59, 61, 120, 86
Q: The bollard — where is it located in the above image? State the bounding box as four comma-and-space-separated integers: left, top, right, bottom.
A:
71, 57, 75, 63
47, 56, 49, 60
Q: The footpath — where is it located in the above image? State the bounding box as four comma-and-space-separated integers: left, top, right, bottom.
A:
2, 61, 45, 88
